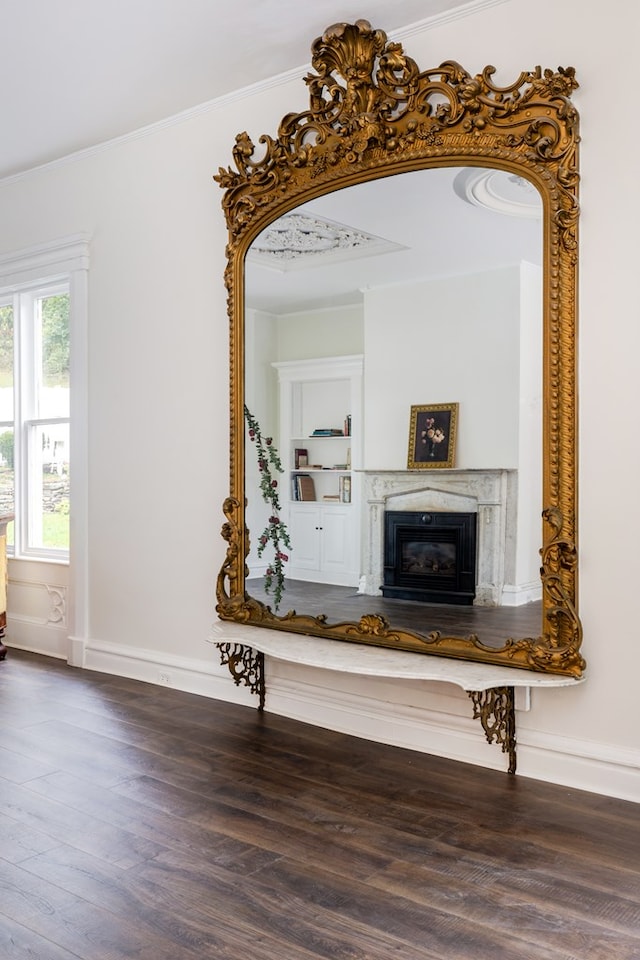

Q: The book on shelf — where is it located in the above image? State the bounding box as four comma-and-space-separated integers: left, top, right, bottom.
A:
292, 473, 316, 502
311, 428, 344, 436
322, 494, 340, 501
343, 414, 352, 437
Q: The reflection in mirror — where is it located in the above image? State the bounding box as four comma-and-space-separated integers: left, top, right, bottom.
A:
215, 19, 583, 676
244, 168, 543, 648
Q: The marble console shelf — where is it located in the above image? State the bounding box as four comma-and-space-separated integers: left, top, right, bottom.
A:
210, 621, 583, 774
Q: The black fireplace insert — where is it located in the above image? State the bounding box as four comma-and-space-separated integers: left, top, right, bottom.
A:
382, 510, 477, 605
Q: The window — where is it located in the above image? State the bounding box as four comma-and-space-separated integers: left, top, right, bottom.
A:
0, 282, 70, 559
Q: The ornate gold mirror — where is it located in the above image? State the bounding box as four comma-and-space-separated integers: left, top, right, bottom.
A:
215, 19, 584, 678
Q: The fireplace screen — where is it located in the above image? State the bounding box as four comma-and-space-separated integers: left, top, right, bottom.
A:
401, 541, 456, 576
383, 511, 477, 605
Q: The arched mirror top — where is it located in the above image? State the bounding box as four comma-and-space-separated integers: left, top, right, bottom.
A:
215, 19, 584, 678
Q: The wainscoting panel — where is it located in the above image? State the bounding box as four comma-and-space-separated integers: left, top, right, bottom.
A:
7, 559, 68, 658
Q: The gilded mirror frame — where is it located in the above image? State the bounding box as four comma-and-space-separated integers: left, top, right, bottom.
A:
215, 19, 584, 678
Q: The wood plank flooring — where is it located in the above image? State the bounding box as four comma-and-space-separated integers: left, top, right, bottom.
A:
246, 579, 542, 647
1, 649, 639, 960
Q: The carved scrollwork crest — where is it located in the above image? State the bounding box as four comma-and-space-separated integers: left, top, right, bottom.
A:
215, 19, 579, 259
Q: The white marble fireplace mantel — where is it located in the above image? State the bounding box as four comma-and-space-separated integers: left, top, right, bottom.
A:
358, 468, 523, 605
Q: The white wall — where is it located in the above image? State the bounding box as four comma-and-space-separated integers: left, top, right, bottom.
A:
362, 266, 522, 469
276, 304, 364, 361
1, 0, 639, 800
272, 268, 533, 472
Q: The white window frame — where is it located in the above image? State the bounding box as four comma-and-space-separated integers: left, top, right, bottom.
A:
0, 235, 89, 651
1, 280, 72, 560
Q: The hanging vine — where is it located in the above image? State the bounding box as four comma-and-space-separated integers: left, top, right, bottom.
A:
244, 405, 291, 609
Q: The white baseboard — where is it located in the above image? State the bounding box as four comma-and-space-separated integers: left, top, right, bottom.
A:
267, 672, 503, 769
77, 636, 258, 707
6, 617, 68, 659
501, 580, 542, 606
514, 730, 640, 803
67, 635, 86, 667
14, 633, 640, 803
258, 666, 640, 803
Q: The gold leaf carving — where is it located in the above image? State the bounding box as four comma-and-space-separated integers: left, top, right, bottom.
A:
215, 21, 583, 678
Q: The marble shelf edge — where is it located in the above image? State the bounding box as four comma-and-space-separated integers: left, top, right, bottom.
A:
208, 620, 582, 692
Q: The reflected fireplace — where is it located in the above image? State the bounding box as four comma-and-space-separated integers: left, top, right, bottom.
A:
382, 511, 477, 605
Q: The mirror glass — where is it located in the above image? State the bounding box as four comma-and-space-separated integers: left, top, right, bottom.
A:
244, 167, 543, 648
215, 19, 583, 676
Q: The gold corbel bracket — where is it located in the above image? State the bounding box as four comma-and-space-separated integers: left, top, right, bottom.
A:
468, 687, 516, 774
215, 642, 517, 774
217, 642, 265, 710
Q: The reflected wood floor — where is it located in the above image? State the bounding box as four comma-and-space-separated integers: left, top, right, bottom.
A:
2, 650, 640, 960
248, 579, 542, 646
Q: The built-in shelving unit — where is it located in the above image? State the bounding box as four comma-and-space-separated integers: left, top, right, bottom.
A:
273, 355, 363, 586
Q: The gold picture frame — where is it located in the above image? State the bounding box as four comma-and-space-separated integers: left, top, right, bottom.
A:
408, 403, 458, 469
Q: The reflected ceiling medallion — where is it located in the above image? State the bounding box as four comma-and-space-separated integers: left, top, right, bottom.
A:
454, 168, 542, 219
248, 213, 405, 271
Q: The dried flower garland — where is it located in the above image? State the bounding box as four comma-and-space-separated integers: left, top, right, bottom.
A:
245, 405, 291, 609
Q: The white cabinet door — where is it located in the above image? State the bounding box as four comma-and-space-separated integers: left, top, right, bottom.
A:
319, 505, 352, 578
288, 504, 321, 572
288, 503, 356, 585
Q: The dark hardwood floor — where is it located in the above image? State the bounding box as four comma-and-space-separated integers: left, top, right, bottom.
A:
246, 579, 542, 647
1, 650, 639, 960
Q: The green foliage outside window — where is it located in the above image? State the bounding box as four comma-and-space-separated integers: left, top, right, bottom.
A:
41, 293, 70, 386
0, 305, 13, 387
0, 432, 13, 469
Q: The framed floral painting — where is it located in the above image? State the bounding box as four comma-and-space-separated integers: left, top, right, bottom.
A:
407, 403, 458, 469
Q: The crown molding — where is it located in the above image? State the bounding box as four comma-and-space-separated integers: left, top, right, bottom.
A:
391, 0, 509, 42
